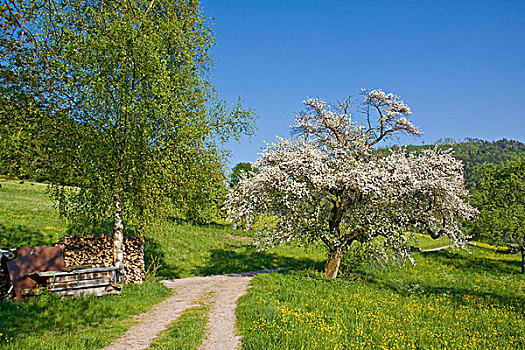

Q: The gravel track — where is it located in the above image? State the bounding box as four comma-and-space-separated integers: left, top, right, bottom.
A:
103, 270, 281, 350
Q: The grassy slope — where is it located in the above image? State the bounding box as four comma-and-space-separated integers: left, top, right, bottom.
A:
0, 183, 175, 349
5, 180, 524, 349
0, 180, 325, 277
0, 180, 66, 247
0, 281, 171, 349
0, 180, 324, 349
238, 243, 525, 350
146, 221, 324, 279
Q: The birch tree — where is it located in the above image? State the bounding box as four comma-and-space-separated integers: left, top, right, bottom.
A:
226, 90, 476, 278
3, 0, 255, 275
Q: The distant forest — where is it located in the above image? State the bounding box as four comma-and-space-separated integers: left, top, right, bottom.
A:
390, 138, 525, 188
2, 136, 524, 188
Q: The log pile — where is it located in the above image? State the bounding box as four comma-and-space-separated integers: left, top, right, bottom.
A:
55, 235, 145, 284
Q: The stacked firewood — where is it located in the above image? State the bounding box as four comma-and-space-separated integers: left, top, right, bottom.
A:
55, 235, 145, 284
123, 237, 145, 284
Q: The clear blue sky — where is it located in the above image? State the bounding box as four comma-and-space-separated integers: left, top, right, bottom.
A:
200, 0, 525, 166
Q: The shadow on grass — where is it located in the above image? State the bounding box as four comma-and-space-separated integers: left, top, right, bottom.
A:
0, 296, 113, 338
363, 250, 525, 309
198, 221, 232, 231
370, 275, 525, 310
147, 242, 324, 280
165, 218, 231, 230
428, 249, 522, 275
0, 224, 48, 247
143, 236, 171, 278
0, 282, 171, 347
195, 246, 323, 277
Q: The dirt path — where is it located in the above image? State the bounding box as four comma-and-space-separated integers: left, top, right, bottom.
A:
103, 270, 281, 350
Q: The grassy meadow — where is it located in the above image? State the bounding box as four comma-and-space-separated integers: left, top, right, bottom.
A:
145, 221, 324, 279
0, 180, 323, 349
0, 179, 325, 277
237, 241, 525, 349
1, 179, 525, 349
0, 281, 171, 349
0, 180, 66, 248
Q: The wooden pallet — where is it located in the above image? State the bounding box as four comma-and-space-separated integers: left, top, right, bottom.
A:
27, 267, 122, 298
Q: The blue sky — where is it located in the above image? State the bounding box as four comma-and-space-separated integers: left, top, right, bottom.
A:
200, 0, 525, 166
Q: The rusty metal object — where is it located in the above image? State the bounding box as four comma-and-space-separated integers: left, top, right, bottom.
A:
6, 246, 66, 299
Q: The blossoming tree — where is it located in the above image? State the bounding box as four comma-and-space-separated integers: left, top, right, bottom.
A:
225, 90, 477, 278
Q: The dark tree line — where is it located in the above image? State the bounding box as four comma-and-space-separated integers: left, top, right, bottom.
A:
392, 138, 525, 188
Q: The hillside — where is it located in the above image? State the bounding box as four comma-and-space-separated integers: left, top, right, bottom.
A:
393, 138, 525, 187
1, 181, 524, 349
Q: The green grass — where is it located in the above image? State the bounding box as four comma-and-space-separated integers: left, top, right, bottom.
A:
0, 181, 177, 349
144, 221, 325, 279
0, 180, 66, 247
0, 179, 326, 278
409, 233, 453, 251
0, 180, 325, 349
148, 305, 209, 350
6, 180, 524, 349
0, 280, 172, 349
237, 245, 525, 350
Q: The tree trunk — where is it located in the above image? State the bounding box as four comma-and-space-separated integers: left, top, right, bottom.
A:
113, 193, 125, 279
324, 247, 343, 279
520, 247, 525, 274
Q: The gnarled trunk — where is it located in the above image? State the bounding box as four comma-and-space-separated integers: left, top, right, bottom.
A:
113, 193, 125, 279
324, 194, 345, 279
324, 247, 343, 279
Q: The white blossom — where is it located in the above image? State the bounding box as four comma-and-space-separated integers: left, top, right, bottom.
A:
225, 90, 477, 278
